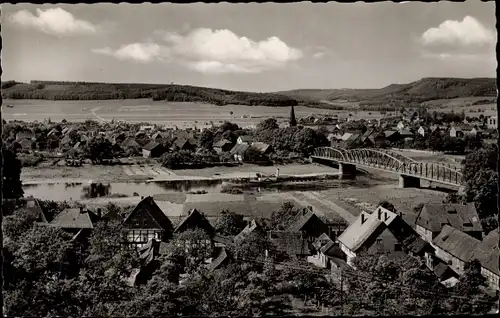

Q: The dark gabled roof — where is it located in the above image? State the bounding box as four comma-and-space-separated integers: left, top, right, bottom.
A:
234, 219, 264, 242
434, 261, 454, 279
230, 143, 250, 155
347, 133, 361, 142
123, 196, 174, 233
48, 208, 94, 229
102, 209, 123, 222
142, 141, 162, 151
16, 131, 34, 140
288, 211, 326, 233
174, 208, 214, 234
312, 233, 334, 251
151, 132, 167, 140
60, 135, 72, 145
432, 225, 481, 262
384, 130, 399, 138
399, 128, 413, 136
269, 231, 312, 256
472, 229, 499, 275
416, 203, 483, 233
121, 137, 140, 149
19, 139, 33, 147
213, 234, 233, 246
213, 139, 232, 148
251, 142, 271, 154
208, 247, 231, 272
172, 138, 190, 149
360, 129, 375, 142
238, 135, 253, 142
404, 235, 429, 255
320, 241, 338, 257
47, 128, 60, 137
24, 197, 48, 223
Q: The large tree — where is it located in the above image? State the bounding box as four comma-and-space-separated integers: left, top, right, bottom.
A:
214, 210, 247, 236
460, 145, 498, 232
83, 137, 114, 164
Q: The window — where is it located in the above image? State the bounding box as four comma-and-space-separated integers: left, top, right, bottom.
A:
376, 238, 382, 244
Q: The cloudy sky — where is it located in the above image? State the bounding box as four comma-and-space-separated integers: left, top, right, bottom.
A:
2, 2, 496, 92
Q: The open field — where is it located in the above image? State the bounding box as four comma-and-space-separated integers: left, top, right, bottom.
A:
316, 184, 447, 225
2, 99, 332, 128
421, 96, 496, 108
428, 104, 497, 117
2, 99, 394, 126
391, 149, 465, 166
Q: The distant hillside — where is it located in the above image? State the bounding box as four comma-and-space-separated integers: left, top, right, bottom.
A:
1, 80, 337, 109
277, 77, 497, 108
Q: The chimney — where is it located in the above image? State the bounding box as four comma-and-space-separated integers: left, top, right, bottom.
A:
361, 213, 366, 224
97, 208, 102, 218
141, 196, 144, 200
377, 209, 382, 220
79, 206, 84, 214
384, 212, 389, 221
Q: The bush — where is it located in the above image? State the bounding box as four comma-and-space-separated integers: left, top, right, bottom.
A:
18, 153, 44, 167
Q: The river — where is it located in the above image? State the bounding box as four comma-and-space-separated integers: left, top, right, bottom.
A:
22, 179, 370, 201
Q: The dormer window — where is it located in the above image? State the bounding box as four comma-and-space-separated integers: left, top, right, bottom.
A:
442, 235, 449, 242
447, 209, 457, 214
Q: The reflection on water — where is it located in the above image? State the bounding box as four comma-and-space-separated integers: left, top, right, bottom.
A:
82, 183, 111, 199
22, 178, 371, 201
23, 179, 224, 201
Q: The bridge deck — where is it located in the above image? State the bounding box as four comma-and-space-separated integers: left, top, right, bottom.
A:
311, 147, 462, 187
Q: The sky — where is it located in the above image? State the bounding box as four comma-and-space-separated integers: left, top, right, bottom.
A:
1, 2, 497, 92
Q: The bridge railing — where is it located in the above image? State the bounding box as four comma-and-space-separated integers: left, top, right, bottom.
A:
311, 147, 462, 185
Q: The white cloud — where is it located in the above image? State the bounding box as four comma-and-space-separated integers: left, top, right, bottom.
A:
9, 8, 98, 36
313, 52, 326, 59
94, 28, 303, 74
421, 16, 495, 47
92, 43, 163, 63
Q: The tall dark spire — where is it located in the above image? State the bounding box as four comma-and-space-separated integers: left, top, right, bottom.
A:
289, 105, 297, 127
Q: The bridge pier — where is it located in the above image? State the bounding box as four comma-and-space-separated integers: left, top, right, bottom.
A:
339, 163, 356, 180
399, 175, 421, 188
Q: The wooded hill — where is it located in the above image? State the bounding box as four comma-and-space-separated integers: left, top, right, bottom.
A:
277, 77, 497, 107
2, 77, 495, 110
1, 80, 336, 109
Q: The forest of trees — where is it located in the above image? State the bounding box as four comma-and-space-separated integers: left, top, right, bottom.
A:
1, 81, 331, 108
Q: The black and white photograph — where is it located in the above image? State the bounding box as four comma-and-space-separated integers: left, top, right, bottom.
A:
1, 1, 498, 316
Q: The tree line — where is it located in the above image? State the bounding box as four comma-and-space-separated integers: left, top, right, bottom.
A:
2, 82, 331, 108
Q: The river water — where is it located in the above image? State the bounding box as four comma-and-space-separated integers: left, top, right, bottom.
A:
22, 179, 369, 201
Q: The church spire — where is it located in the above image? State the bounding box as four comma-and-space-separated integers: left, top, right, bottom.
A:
289, 105, 297, 127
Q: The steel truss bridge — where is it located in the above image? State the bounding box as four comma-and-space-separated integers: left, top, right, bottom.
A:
311, 147, 462, 187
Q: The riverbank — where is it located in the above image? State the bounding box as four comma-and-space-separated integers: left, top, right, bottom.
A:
72, 182, 445, 227
21, 163, 339, 184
